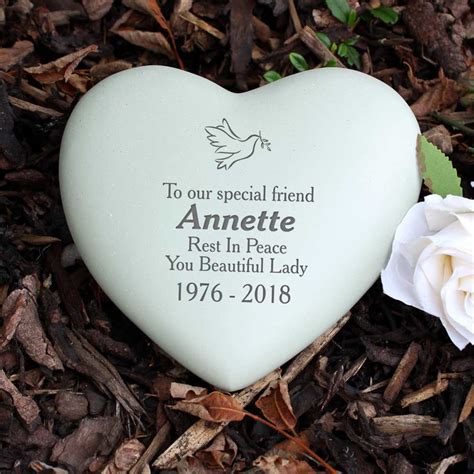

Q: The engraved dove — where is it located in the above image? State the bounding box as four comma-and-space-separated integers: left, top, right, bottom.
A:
205, 118, 271, 170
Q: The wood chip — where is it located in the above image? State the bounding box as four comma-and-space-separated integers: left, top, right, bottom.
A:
430, 453, 466, 474
55, 391, 88, 421
384, 342, 421, 404
8, 96, 63, 117
0, 369, 40, 428
102, 438, 146, 473
49, 324, 143, 416
1, 275, 64, 370
50, 416, 122, 472
400, 378, 450, 408
373, 415, 441, 437
0, 40, 34, 71
459, 383, 474, 423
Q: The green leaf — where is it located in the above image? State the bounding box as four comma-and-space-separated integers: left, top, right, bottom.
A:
345, 45, 361, 69
347, 9, 358, 27
337, 42, 348, 57
344, 36, 359, 46
324, 59, 338, 67
370, 6, 399, 25
325, 0, 351, 24
418, 135, 463, 198
315, 32, 331, 49
289, 52, 309, 72
263, 70, 282, 82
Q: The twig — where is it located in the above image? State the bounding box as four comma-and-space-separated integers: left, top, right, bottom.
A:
130, 421, 171, 474
433, 112, 474, 138
8, 96, 63, 117
153, 313, 350, 469
179, 11, 226, 43
288, 0, 302, 32
299, 26, 345, 67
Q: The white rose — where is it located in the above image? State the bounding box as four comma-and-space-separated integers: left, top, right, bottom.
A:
381, 194, 474, 349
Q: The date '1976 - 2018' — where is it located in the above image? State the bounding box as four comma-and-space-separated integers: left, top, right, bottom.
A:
177, 282, 291, 304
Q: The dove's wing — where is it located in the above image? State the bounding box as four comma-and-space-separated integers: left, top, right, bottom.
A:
219, 119, 241, 139
205, 125, 242, 157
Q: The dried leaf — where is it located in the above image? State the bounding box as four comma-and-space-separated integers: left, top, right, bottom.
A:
176, 456, 209, 473
170, 382, 208, 400
0, 40, 34, 71
123, 0, 169, 31
171, 0, 193, 36
411, 75, 460, 117
274, 432, 311, 457
82, 0, 113, 21
24, 45, 98, 84
255, 380, 296, 431
195, 432, 238, 470
113, 29, 174, 58
423, 125, 453, 154
171, 391, 245, 422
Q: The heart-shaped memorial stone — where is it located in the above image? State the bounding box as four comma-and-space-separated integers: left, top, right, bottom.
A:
60, 66, 420, 391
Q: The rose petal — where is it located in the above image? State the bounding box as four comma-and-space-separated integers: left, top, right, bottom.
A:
413, 245, 450, 318
442, 271, 472, 333
427, 220, 473, 254
437, 313, 471, 349
424, 194, 474, 232
393, 201, 431, 243
456, 212, 474, 236
382, 255, 422, 310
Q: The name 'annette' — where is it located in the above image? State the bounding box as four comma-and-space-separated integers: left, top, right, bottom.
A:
176, 204, 295, 232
